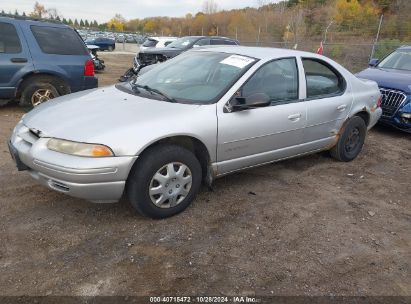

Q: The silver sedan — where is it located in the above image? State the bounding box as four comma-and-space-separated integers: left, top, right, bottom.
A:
9, 47, 382, 218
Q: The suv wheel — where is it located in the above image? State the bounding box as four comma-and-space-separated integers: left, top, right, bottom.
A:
108, 46, 114, 52
126, 144, 202, 218
330, 116, 367, 162
20, 76, 67, 109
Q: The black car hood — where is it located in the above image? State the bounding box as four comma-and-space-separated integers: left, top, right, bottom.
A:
139, 47, 185, 58
356, 68, 411, 94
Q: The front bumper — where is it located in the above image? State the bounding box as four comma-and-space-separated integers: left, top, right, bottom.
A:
379, 100, 411, 133
9, 121, 137, 203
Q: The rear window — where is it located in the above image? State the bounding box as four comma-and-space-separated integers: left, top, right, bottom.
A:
142, 39, 158, 47
31, 26, 88, 55
0, 22, 22, 53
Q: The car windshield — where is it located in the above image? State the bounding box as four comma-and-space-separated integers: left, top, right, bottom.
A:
166, 37, 199, 49
122, 51, 256, 104
378, 49, 411, 71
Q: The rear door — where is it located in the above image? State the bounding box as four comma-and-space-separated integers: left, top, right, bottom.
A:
21, 23, 91, 92
0, 21, 33, 99
301, 58, 353, 146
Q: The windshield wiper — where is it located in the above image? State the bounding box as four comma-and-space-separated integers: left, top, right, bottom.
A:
132, 83, 177, 103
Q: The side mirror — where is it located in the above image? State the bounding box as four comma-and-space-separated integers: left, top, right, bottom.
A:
229, 93, 271, 112
369, 58, 379, 67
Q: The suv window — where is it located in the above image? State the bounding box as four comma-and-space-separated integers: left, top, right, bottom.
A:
0, 22, 22, 53
242, 58, 299, 103
31, 26, 88, 55
302, 58, 345, 98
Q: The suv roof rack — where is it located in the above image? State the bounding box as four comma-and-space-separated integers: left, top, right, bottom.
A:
0, 13, 64, 24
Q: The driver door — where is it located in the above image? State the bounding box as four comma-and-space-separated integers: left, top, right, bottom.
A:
216, 57, 307, 175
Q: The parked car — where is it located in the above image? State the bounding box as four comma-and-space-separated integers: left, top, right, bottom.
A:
0, 16, 97, 108
87, 45, 105, 72
9, 47, 382, 218
85, 37, 115, 51
356, 46, 411, 132
119, 36, 240, 81
140, 36, 178, 51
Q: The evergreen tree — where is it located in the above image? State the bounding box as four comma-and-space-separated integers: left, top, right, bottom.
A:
80, 19, 84, 27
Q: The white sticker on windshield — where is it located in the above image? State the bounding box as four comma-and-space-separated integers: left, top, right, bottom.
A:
220, 55, 255, 68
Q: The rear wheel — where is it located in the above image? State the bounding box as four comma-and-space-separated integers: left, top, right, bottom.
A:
330, 116, 367, 162
126, 144, 202, 218
108, 45, 114, 52
19, 76, 68, 109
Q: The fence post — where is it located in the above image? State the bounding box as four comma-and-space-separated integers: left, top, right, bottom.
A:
370, 14, 384, 60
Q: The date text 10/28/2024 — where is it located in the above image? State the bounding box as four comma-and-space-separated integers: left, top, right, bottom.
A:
149, 296, 260, 303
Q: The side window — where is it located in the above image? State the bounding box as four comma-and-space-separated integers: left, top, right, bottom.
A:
31, 26, 88, 55
0, 22, 22, 53
302, 58, 345, 98
194, 38, 210, 46
224, 40, 237, 45
242, 58, 299, 103
211, 39, 225, 45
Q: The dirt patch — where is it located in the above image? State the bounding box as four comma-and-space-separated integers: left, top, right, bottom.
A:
0, 54, 410, 296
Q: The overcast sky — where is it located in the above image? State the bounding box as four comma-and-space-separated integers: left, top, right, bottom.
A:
2, 0, 268, 23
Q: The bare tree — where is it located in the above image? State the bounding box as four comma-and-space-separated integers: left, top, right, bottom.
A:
202, 0, 219, 14
47, 8, 60, 19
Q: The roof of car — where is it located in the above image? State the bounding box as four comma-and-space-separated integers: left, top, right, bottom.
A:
0, 15, 69, 28
180, 36, 237, 40
398, 45, 411, 50
193, 46, 322, 60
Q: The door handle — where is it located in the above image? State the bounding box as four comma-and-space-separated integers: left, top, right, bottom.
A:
288, 113, 302, 121
337, 104, 347, 111
10, 58, 28, 63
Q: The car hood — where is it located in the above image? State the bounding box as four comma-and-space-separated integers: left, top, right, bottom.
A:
356, 68, 411, 94
22, 85, 201, 154
140, 47, 185, 58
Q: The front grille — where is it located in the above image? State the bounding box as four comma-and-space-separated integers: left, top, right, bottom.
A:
379, 88, 407, 117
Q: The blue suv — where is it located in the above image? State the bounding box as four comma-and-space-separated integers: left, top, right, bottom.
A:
0, 16, 98, 108
357, 46, 411, 133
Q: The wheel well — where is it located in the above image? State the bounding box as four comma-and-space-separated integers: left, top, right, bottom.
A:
355, 111, 370, 127
17, 73, 70, 97
140, 136, 212, 185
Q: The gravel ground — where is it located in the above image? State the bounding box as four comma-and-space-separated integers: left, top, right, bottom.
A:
0, 54, 410, 297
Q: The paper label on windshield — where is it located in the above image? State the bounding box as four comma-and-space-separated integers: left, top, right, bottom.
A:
220, 55, 255, 68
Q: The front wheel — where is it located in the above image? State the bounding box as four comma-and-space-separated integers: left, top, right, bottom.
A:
330, 116, 367, 162
126, 144, 202, 218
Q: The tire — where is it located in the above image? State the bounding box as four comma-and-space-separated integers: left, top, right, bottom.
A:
108, 45, 114, 52
330, 116, 367, 162
19, 76, 68, 109
126, 144, 202, 218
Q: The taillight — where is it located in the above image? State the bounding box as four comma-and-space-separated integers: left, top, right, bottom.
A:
84, 59, 94, 77
376, 95, 382, 108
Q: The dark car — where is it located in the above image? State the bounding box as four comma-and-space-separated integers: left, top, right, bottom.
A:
86, 37, 115, 51
0, 16, 97, 108
120, 36, 240, 81
357, 46, 411, 132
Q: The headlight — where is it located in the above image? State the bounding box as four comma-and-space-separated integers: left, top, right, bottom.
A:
47, 138, 114, 157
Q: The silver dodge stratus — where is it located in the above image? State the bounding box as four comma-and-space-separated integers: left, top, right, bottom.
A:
9, 47, 382, 218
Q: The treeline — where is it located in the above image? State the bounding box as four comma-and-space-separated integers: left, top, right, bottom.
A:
2, 0, 410, 44
114, 0, 410, 43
